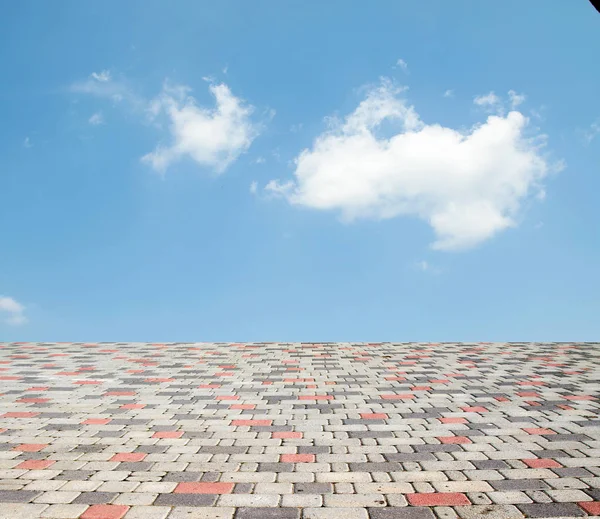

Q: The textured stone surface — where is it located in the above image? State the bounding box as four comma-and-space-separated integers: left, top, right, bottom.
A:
0, 341, 599, 518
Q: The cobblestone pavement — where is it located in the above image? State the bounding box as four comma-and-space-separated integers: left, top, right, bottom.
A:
0, 342, 599, 519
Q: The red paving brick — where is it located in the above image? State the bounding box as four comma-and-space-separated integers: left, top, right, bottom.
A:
438, 436, 472, 444
280, 454, 315, 462
231, 419, 272, 426
174, 482, 235, 494
360, 413, 388, 419
152, 431, 183, 438
439, 417, 468, 424
1, 412, 39, 418
407, 492, 471, 506
579, 502, 600, 515
16, 459, 55, 469
272, 431, 303, 439
81, 504, 130, 519
110, 452, 147, 462
13, 443, 47, 452
523, 458, 562, 468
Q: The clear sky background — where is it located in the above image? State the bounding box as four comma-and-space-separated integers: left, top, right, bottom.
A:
1, 1, 599, 342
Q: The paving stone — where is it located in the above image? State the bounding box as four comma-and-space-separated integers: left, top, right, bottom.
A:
517, 502, 587, 517
453, 505, 523, 519
487, 491, 532, 505
40, 504, 90, 518
0, 503, 50, 519
294, 483, 333, 494
34, 491, 81, 504
218, 494, 280, 507
233, 508, 300, 519
0, 490, 41, 502
72, 492, 118, 504
81, 505, 130, 519
122, 505, 171, 519
168, 508, 236, 519
303, 508, 369, 518
281, 493, 321, 507
154, 493, 217, 506
323, 493, 386, 507
113, 494, 157, 506
367, 508, 436, 519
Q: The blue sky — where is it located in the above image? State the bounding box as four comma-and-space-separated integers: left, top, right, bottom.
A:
1, 1, 599, 342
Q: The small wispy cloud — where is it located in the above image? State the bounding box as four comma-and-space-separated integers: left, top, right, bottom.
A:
584, 121, 600, 144
474, 91, 501, 109
254, 156, 266, 164
88, 112, 104, 125
91, 70, 111, 82
250, 181, 258, 194
474, 91, 526, 115
395, 58, 409, 72
0, 295, 27, 326
443, 89, 454, 98
417, 260, 429, 271
508, 90, 526, 109
415, 260, 441, 275
23, 137, 32, 148
70, 70, 136, 105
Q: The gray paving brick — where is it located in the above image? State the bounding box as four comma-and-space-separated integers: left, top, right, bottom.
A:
154, 493, 218, 506
294, 483, 333, 494
517, 502, 586, 517
71, 492, 117, 504
368, 508, 436, 519
0, 490, 41, 503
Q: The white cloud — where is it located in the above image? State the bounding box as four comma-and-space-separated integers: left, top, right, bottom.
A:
0, 295, 27, 326
265, 179, 295, 198
23, 137, 32, 148
474, 91, 501, 109
416, 260, 441, 274
142, 82, 260, 174
266, 79, 553, 251
584, 121, 599, 144
88, 112, 104, 125
254, 156, 266, 164
395, 59, 409, 72
508, 90, 526, 109
250, 181, 258, 194
91, 70, 111, 82
443, 89, 454, 98
70, 70, 139, 106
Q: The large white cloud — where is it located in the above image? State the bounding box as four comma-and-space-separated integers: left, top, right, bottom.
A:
266, 79, 553, 251
142, 82, 259, 174
0, 295, 27, 326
